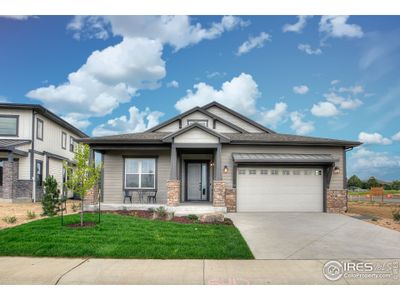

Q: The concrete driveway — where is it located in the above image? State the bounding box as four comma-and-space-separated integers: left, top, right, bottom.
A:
228, 213, 400, 259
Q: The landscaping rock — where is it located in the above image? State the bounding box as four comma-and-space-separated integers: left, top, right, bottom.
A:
199, 213, 224, 223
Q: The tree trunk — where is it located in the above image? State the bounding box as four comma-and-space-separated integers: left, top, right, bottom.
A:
80, 199, 84, 226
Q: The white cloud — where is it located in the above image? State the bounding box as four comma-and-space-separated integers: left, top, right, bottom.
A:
68, 16, 249, 51
297, 44, 322, 55
27, 37, 166, 128
392, 131, 400, 141
166, 80, 179, 88
206, 71, 227, 79
358, 132, 392, 145
319, 16, 364, 39
62, 113, 91, 129
350, 147, 400, 177
282, 16, 311, 33
236, 32, 271, 56
331, 79, 340, 85
311, 101, 340, 117
67, 16, 110, 40
290, 111, 315, 135
0, 15, 33, 21
338, 85, 364, 94
293, 85, 309, 95
175, 73, 260, 115
324, 92, 363, 110
259, 102, 288, 128
92, 106, 164, 136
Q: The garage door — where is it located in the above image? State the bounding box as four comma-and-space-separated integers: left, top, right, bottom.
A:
237, 167, 323, 212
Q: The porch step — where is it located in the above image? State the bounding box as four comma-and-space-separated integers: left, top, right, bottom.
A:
171, 205, 226, 216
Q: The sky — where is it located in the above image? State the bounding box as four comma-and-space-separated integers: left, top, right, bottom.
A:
0, 15, 399, 180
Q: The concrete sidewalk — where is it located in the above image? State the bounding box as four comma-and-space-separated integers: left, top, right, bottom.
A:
0, 257, 399, 285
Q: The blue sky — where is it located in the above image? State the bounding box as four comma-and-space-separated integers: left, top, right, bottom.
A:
0, 15, 399, 180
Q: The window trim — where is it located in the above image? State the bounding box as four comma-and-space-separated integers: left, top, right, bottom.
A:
187, 119, 208, 127
0, 114, 19, 137
69, 136, 75, 152
61, 131, 67, 150
123, 157, 157, 190
36, 118, 44, 141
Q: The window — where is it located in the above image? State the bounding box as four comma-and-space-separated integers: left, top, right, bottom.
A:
282, 170, 290, 175
125, 158, 156, 189
249, 169, 256, 175
61, 132, 67, 149
36, 118, 43, 140
260, 169, 268, 175
271, 169, 279, 175
187, 119, 208, 127
0, 115, 18, 136
238, 169, 246, 175
304, 170, 312, 175
293, 170, 301, 175
70, 136, 75, 152
36, 160, 43, 187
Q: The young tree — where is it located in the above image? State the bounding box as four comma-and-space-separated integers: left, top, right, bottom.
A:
347, 175, 363, 188
63, 143, 102, 226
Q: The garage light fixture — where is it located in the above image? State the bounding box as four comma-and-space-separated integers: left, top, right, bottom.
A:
210, 161, 215, 167
223, 165, 229, 174
334, 166, 340, 174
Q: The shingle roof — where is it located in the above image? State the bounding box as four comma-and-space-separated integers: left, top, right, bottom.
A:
0, 139, 31, 149
79, 132, 167, 143
232, 153, 338, 164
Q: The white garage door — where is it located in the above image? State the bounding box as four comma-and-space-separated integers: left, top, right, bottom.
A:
237, 167, 323, 212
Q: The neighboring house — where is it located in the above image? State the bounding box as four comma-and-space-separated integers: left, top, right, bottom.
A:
0, 103, 88, 202
80, 102, 361, 213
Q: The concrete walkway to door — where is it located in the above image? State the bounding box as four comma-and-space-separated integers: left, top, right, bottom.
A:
228, 213, 400, 259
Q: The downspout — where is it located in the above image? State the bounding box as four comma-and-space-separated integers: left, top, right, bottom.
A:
31, 110, 36, 202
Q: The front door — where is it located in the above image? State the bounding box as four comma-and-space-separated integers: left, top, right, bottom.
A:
186, 161, 209, 201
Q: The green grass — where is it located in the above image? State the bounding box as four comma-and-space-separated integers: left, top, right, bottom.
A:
349, 190, 400, 196
0, 213, 253, 259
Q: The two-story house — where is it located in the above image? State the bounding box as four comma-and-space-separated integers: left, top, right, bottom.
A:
0, 103, 88, 202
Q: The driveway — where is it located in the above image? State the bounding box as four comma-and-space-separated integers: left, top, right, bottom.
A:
228, 213, 400, 259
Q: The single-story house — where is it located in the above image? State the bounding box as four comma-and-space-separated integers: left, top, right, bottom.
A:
80, 101, 361, 213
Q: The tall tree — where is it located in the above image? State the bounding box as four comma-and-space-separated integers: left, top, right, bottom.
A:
64, 143, 102, 226
367, 176, 380, 188
347, 175, 363, 188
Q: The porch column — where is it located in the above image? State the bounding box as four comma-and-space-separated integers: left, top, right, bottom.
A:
170, 143, 177, 180
167, 143, 180, 206
3, 152, 17, 201
215, 144, 222, 180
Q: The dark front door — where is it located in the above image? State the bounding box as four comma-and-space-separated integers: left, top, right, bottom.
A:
186, 161, 209, 201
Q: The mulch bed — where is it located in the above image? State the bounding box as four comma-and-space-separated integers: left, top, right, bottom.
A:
100, 210, 233, 225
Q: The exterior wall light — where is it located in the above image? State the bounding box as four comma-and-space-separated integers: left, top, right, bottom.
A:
334, 166, 340, 174
210, 161, 215, 167
223, 165, 229, 174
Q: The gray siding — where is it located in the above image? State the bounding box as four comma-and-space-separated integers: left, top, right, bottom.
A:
103, 150, 170, 204
221, 145, 345, 190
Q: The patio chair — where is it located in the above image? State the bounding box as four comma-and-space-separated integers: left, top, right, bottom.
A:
147, 191, 157, 204
123, 190, 132, 204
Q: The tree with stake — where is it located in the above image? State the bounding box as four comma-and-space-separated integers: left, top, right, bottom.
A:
63, 143, 102, 226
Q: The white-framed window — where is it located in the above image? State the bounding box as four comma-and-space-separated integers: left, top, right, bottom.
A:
260, 169, 268, 175
304, 170, 312, 175
61, 132, 67, 149
271, 169, 279, 175
238, 169, 246, 175
125, 158, 156, 189
282, 170, 290, 175
249, 169, 257, 175
187, 119, 208, 127
293, 170, 301, 175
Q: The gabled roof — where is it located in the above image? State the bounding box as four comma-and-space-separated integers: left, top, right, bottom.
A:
162, 123, 230, 143
201, 101, 275, 134
146, 106, 246, 133
0, 103, 88, 137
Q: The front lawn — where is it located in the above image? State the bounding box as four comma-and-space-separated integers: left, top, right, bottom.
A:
0, 213, 253, 259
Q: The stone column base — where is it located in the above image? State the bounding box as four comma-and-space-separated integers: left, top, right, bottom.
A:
225, 188, 236, 212
213, 180, 226, 207
167, 180, 180, 206
327, 189, 348, 213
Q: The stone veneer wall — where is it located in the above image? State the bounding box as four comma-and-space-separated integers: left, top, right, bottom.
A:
16, 180, 33, 199
2, 161, 18, 200
84, 184, 100, 204
225, 188, 236, 212
167, 180, 180, 206
213, 180, 226, 207
327, 189, 348, 213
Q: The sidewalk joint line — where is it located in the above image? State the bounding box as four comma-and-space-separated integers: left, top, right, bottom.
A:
55, 258, 90, 285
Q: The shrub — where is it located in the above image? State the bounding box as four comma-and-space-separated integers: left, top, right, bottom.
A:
392, 210, 400, 222
26, 211, 37, 219
2, 216, 17, 224
41, 176, 60, 216
156, 206, 167, 218
187, 214, 199, 221
147, 207, 155, 213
